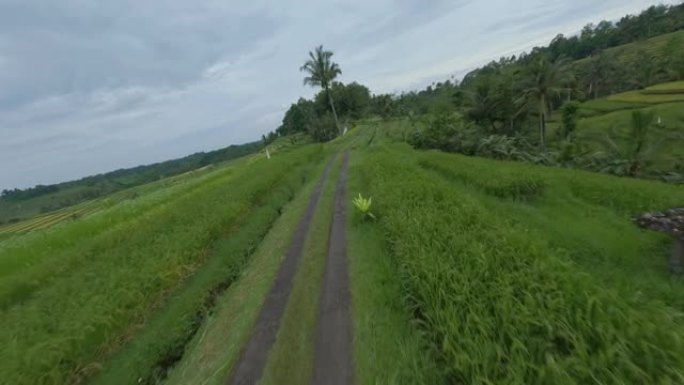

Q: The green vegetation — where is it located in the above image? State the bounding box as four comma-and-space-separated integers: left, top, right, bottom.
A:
0, 165, 221, 236
162, 157, 332, 385
258, 5, 684, 184
348, 145, 443, 384
90, 151, 324, 385
351, 193, 375, 220
300, 45, 344, 138
351, 130, 684, 383
0, 144, 323, 385
0, 141, 259, 225
4, 3, 684, 385
260, 155, 340, 385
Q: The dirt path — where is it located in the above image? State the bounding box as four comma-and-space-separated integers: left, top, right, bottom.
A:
227, 157, 335, 385
312, 152, 353, 385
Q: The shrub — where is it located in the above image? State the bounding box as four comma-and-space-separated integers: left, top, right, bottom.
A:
307, 113, 338, 142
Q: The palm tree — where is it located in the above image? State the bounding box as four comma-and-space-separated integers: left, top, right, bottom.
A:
625, 110, 655, 176
518, 55, 572, 150
591, 110, 656, 177
300, 45, 342, 135
584, 51, 614, 99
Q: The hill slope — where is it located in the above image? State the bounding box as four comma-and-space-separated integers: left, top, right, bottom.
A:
0, 141, 261, 224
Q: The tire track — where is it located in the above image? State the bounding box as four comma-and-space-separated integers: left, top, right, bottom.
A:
227, 156, 336, 385
312, 152, 353, 385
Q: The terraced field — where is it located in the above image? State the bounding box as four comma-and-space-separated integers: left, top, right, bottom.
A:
0, 141, 297, 236
2, 124, 684, 384
545, 80, 684, 174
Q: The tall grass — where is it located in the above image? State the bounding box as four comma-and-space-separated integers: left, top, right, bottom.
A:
0, 145, 323, 385
0, 167, 238, 309
420, 149, 684, 214
92, 152, 323, 385
357, 144, 684, 384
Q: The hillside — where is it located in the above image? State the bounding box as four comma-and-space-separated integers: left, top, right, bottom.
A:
0, 141, 261, 224
542, 80, 684, 178
574, 29, 684, 69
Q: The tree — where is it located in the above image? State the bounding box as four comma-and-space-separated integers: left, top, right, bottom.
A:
314, 82, 370, 120
632, 49, 658, 88
277, 98, 316, 136
307, 113, 338, 142
300, 45, 342, 135
660, 36, 684, 80
595, 110, 656, 177
518, 55, 572, 149
371, 94, 396, 120
583, 51, 615, 99
463, 77, 500, 131
561, 101, 580, 138
626, 110, 655, 176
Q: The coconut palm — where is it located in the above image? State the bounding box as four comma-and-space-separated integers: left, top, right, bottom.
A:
300, 45, 342, 135
518, 55, 572, 150
584, 51, 615, 99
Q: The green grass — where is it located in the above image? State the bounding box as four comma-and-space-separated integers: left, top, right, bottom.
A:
579, 99, 648, 115
259, 154, 341, 385
6, 122, 684, 385
163, 152, 334, 385
0, 145, 324, 385
645, 80, 684, 92
418, 151, 684, 311
608, 90, 684, 104
89, 153, 323, 385
353, 140, 684, 384
0, 162, 245, 310
0, 163, 232, 235
347, 148, 444, 384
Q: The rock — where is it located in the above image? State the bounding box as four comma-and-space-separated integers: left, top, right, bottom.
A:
634, 208, 684, 239
634, 208, 684, 274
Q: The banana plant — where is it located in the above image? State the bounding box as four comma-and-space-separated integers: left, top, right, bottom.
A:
352, 193, 376, 221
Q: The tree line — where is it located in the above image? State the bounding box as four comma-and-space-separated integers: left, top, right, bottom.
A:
264, 3, 684, 181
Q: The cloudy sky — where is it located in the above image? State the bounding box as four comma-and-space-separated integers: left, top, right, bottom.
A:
0, 0, 677, 190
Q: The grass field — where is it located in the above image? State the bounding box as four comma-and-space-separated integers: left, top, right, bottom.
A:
2, 122, 684, 384
545, 80, 684, 175
0, 143, 324, 385
0, 141, 295, 235
163, 158, 333, 385
349, 123, 684, 383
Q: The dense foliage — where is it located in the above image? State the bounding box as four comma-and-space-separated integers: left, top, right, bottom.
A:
354, 142, 684, 384
262, 4, 684, 184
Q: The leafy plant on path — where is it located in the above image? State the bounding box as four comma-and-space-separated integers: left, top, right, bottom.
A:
352, 193, 376, 221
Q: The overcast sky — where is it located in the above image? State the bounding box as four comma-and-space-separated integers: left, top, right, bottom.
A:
0, 0, 678, 190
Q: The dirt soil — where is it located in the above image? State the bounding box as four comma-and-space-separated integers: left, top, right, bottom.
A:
312, 152, 353, 385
